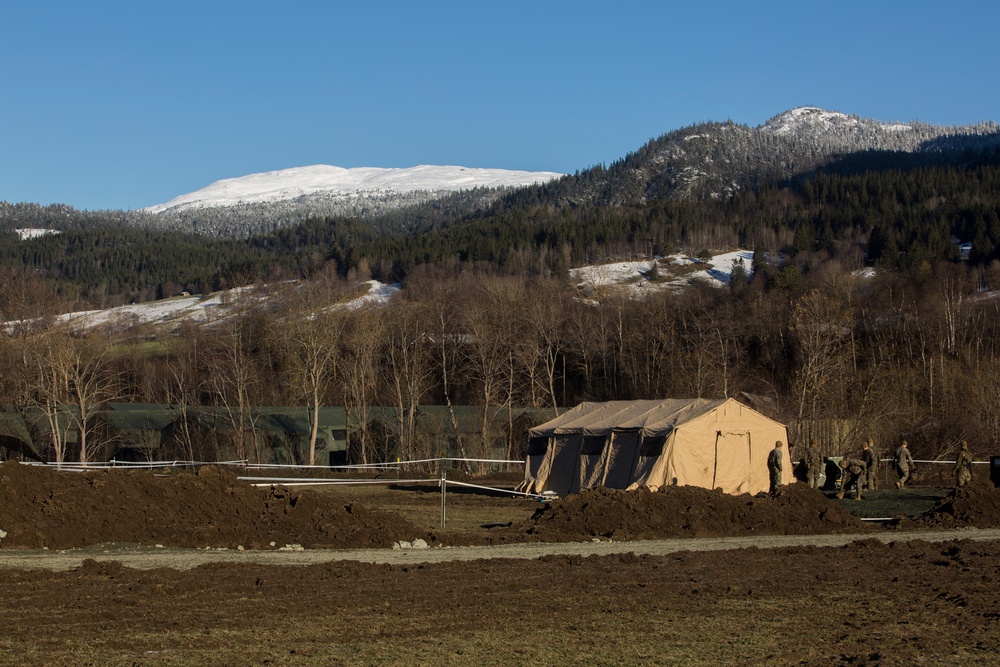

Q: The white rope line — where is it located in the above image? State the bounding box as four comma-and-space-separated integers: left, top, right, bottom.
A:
245, 477, 438, 487
26, 456, 525, 470
444, 479, 547, 499
397, 457, 525, 465
244, 462, 399, 470
240, 475, 546, 500
799, 458, 992, 465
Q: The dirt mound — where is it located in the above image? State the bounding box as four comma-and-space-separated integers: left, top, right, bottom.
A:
917, 478, 1000, 528
491, 482, 868, 542
0, 462, 421, 550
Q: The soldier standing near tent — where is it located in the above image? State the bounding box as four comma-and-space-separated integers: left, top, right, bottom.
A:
837, 457, 866, 500
861, 439, 880, 491
802, 438, 822, 489
767, 440, 783, 497
894, 440, 915, 489
955, 440, 974, 488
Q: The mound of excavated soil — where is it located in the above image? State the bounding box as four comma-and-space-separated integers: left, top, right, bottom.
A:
496, 482, 868, 542
0, 462, 421, 550
917, 478, 1000, 528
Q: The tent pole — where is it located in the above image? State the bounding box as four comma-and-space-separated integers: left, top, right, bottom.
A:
712, 431, 721, 489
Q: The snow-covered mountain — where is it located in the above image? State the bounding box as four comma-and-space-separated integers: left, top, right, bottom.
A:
539, 106, 1000, 206
761, 106, 913, 137
9, 107, 997, 241
144, 164, 563, 214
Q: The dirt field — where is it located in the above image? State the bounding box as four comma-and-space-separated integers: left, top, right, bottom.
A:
2, 462, 1000, 665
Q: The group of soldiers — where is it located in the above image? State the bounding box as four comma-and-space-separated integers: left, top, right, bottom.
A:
785, 437, 976, 500
832, 439, 885, 500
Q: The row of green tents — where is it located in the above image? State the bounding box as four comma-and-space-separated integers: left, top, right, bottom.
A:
0, 403, 557, 465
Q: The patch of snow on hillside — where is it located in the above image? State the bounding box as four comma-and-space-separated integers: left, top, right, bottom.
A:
345, 281, 400, 309
571, 250, 754, 297
684, 250, 754, 286
15, 228, 60, 240
144, 164, 563, 214
572, 261, 652, 286
34, 281, 401, 335
55, 295, 207, 331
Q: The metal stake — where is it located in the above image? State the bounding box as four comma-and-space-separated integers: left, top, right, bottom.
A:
440, 469, 447, 529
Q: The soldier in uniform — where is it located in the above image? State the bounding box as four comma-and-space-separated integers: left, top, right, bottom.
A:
802, 438, 822, 489
955, 440, 974, 488
767, 440, 783, 497
894, 440, 915, 489
861, 438, 880, 491
837, 457, 866, 500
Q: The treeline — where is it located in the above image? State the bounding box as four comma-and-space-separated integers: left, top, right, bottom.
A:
2, 255, 1000, 466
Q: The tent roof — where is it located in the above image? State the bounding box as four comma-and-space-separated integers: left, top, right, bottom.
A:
529, 398, 728, 437
194, 406, 348, 434
105, 403, 179, 431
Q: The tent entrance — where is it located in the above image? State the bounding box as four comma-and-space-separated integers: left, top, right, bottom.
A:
712, 430, 752, 494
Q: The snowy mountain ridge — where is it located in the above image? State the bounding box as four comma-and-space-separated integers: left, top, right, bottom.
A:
761, 106, 912, 136
144, 164, 563, 214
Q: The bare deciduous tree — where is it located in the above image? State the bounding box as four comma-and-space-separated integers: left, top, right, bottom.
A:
280, 279, 348, 465
342, 307, 384, 465
381, 302, 434, 464
790, 289, 852, 423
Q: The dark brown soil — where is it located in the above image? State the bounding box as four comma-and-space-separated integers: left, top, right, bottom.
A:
7, 461, 1000, 553
0, 461, 420, 550
491, 482, 869, 542
916, 477, 1000, 528
4, 463, 1000, 664
1, 538, 999, 665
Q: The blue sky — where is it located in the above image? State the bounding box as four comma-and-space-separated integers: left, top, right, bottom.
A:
2, 1, 998, 211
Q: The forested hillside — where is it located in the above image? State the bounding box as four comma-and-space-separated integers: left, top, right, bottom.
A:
3, 157, 1000, 303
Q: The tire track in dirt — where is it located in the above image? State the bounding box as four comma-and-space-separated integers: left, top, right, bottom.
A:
3, 528, 1000, 570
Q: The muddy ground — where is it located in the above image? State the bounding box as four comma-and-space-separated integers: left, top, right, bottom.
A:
2, 461, 1000, 665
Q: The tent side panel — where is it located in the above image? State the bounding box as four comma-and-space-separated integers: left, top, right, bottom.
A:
712, 430, 752, 494
634, 436, 672, 489
518, 436, 549, 493
627, 433, 668, 488
601, 431, 640, 489
577, 435, 610, 492
666, 428, 717, 489
535, 434, 582, 496
718, 399, 795, 494
701, 399, 789, 495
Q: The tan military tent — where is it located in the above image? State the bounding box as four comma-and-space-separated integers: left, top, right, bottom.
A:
520, 398, 788, 496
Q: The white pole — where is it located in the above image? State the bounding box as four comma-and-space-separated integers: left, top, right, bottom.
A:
440, 469, 447, 529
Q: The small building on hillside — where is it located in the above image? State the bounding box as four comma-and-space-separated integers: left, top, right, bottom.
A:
520, 397, 788, 496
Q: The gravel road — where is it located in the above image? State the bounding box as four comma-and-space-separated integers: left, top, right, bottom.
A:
2, 528, 999, 571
